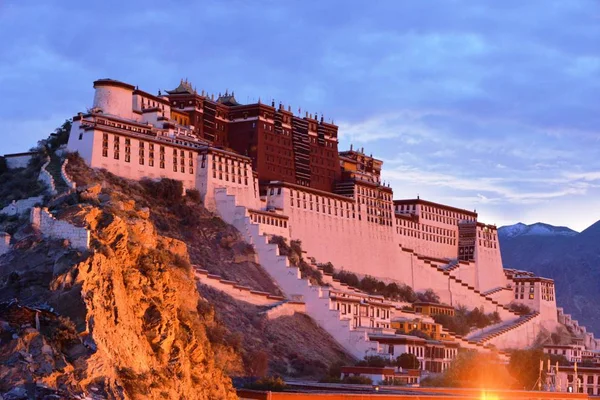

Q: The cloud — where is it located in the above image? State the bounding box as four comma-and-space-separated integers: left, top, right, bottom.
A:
0, 0, 598, 229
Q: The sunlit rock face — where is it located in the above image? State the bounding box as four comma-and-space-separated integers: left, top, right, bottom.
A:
0, 174, 237, 399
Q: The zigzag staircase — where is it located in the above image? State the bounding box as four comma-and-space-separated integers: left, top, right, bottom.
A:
465, 312, 540, 345
214, 187, 377, 360
404, 249, 521, 321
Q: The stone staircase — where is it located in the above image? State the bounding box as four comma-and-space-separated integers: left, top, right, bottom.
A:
46, 153, 68, 192
410, 251, 521, 321
438, 326, 509, 360
482, 286, 506, 297
465, 312, 540, 345
214, 187, 541, 355
440, 259, 459, 272
214, 187, 377, 359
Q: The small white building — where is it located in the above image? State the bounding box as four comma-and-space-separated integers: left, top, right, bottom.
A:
544, 344, 585, 363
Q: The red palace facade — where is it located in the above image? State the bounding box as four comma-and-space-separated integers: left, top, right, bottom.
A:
166, 80, 343, 193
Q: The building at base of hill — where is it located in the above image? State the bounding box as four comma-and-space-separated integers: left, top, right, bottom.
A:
340, 366, 420, 386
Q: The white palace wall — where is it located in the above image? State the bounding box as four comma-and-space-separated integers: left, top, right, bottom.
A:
93, 84, 134, 120
266, 186, 404, 282
30, 207, 90, 250
68, 126, 197, 190
196, 150, 260, 212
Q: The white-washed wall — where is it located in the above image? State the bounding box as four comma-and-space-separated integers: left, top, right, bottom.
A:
194, 269, 284, 306
0, 196, 44, 216
69, 129, 197, 190
248, 211, 290, 239
60, 158, 77, 189
214, 188, 377, 359
93, 84, 134, 120
264, 302, 306, 320
476, 240, 507, 293
30, 207, 90, 250
5, 154, 35, 169
196, 151, 259, 212
485, 314, 542, 349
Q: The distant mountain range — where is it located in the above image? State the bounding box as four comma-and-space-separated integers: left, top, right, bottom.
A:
499, 221, 600, 336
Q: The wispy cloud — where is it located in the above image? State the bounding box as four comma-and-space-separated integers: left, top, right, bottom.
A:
0, 0, 598, 230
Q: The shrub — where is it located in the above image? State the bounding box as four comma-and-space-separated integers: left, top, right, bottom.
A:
321, 262, 335, 274
185, 189, 201, 203
355, 355, 393, 368
141, 178, 183, 204
417, 289, 441, 304
245, 376, 287, 391
433, 306, 503, 335
508, 303, 533, 315
247, 350, 270, 378
172, 254, 192, 272
396, 353, 420, 370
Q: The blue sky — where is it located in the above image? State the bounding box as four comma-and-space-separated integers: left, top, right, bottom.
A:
1, 1, 599, 231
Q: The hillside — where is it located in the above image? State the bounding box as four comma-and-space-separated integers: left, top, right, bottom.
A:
499, 222, 600, 336
0, 157, 238, 398
0, 151, 351, 397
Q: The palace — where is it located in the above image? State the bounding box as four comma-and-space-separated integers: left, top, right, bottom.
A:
65, 78, 598, 366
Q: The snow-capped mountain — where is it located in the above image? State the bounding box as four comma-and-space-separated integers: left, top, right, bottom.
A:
498, 222, 578, 238
499, 219, 600, 337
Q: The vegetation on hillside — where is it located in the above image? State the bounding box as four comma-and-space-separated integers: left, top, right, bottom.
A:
433, 305, 501, 336
67, 153, 281, 294
0, 157, 239, 398
508, 302, 534, 315
269, 236, 324, 285
200, 285, 353, 378
0, 154, 46, 209
322, 262, 442, 304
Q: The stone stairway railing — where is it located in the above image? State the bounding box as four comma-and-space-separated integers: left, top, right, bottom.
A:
438, 326, 509, 360
466, 312, 540, 345
557, 308, 600, 350
194, 268, 285, 306
404, 248, 521, 321
214, 187, 377, 360
260, 300, 306, 320
482, 286, 506, 296
440, 259, 459, 271
60, 158, 77, 190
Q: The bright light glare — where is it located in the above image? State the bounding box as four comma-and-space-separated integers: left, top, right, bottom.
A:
481, 391, 499, 400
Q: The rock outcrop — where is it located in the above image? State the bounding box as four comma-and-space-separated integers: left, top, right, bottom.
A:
0, 183, 237, 398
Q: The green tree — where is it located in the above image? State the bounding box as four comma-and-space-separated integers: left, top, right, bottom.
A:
417, 289, 440, 303
441, 351, 514, 389
49, 119, 72, 149
508, 349, 547, 390
396, 353, 420, 370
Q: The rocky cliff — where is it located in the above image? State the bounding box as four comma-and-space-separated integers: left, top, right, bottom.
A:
0, 164, 238, 398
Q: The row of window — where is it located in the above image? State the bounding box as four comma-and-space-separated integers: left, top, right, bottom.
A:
101, 134, 194, 174
95, 118, 152, 135
335, 302, 391, 320
359, 186, 391, 201
212, 161, 249, 177
249, 212, 288, 228
395, 227, 458, 245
